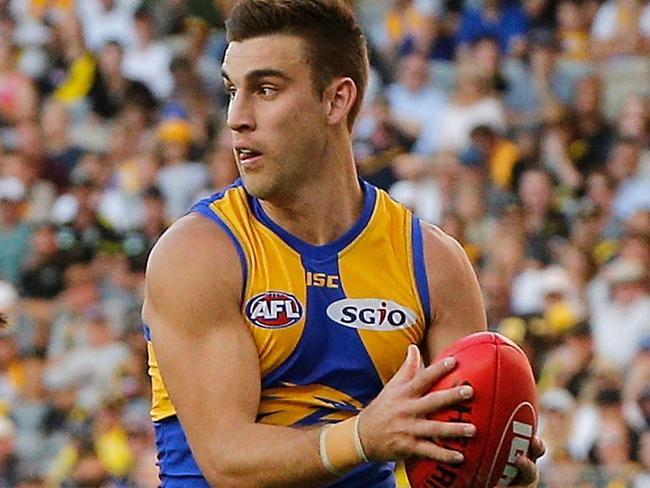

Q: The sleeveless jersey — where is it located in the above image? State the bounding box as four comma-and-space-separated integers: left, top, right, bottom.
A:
145, 179, 431, 487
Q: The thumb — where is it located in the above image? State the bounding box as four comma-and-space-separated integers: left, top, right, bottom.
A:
394, 344, 422, 383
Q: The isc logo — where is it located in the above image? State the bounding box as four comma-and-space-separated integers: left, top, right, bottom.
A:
245, 291, 303, 329
306, 271, 339, 288
497, 420, 533, 485
326, 299, 416, 331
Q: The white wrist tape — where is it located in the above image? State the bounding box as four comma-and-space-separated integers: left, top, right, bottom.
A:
318, 415, 368, 477
353, 414, 370, 462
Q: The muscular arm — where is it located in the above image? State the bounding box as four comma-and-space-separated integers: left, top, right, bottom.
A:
420, 223, 487, 361
143, 214, 335, 487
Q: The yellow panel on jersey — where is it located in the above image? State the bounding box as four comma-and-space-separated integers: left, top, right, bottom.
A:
395, 462, 412, 488
208, 186, 308, 377
338, 189, 427, 385
146, 337, 176, 421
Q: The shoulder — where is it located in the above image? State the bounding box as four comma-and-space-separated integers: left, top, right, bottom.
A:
418, 221, 486, 355
145, 213, 243, 314
419, 222, 471, 274
419, 221, 484, 312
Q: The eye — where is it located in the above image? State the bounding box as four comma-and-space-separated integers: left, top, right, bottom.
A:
226, 85, 236, 100
259, 86, 277, 97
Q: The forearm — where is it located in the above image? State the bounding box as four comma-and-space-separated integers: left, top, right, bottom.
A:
195, 423, 341, 488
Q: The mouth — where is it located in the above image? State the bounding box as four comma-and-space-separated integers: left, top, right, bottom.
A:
235, 147, 263, 168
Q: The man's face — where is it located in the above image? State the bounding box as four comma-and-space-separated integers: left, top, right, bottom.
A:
608, 142, 639, 181
518, 171, 552, 210
399, 54, 428, 91
611, 280, 645, 305
222, 34, 330, 200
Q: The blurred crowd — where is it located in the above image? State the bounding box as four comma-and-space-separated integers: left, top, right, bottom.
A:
0, 0, 648, 486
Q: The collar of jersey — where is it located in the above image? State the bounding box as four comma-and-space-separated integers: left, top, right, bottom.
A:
249, 179, 377, 261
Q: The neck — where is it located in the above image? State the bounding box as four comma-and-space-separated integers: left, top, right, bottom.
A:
259, 138, 364, 246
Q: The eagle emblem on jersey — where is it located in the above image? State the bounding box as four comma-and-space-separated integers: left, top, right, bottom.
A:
245, 291, 304, 329
257, 382, 364, 426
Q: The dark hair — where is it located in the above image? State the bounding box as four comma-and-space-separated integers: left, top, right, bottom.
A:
472, 34, 500, 47
225, 0, 369, 130
469, 124, 496, 139
596, 387, 622, 406
103, 39, 124, 51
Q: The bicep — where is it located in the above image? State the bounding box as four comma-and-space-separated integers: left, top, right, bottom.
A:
144, 295, 261, 427
143, 215, 261, 462
420, 223, 487, 362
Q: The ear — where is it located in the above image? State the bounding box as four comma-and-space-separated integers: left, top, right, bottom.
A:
324, 77, 357, 126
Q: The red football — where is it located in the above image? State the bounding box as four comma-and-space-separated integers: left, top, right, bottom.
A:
405, 331, 538, 488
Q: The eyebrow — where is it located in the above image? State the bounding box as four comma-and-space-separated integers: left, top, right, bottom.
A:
221, 68, 292, 84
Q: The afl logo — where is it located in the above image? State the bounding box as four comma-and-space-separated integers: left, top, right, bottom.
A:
326, 299, 417, 331
245, 291, 304, 329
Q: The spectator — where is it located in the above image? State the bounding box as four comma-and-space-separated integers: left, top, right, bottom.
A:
0, 416, 19, 488
609, 136, 650, 222
582, 171, 619, 242
11, 350, 48, 474
40, 98, 84, 180
155, 110, 208, 220
87, 40, 157, 120
582, 417, 640, 485
0, 177, 32, 286
556, 0, 591, 62
590, 0, 650, 60
456, 0, 529, 57
167, 55, 219, 158
121, 6, 173, 100
636, 430, 650, 487
568, 74, 613, 179
517, 168, 570, 264
45, 309, 130, 411
505, 30, 575, 135
470, 35, 508, 96
588, 257, 650, 370
385, 53, 447, 154
623, 340, 650, 430
538, 321, 595, 397
380, 0, 441, 62
461, 124, 521, 192
537, 388, 580, 485
0, 38, 38, 125
76, 0, 138, 52
19, 224, 67, 300
435, 62, 506, 153
198, 128, 238, 197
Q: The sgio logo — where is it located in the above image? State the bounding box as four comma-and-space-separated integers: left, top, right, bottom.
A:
326, 299, 416, 331
245, 291, 303, 329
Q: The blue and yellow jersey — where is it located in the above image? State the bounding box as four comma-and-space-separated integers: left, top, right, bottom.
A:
145, 180, 431, 487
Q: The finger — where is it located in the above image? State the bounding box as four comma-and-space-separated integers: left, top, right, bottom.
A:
411, 419, 476, 440
529, 435, 546, 460
511, 453, 538, 486
407, 356, 457, 396
411, 439, 465, 464
412, 384, 473, 414
392, 344, 422, 384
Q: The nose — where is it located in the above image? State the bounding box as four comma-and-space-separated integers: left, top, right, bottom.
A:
227, 91, 255, 133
